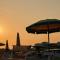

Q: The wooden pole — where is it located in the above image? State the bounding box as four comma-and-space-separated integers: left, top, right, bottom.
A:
47, 24, 50, 49
48, 25, 50, 60
48, 31, 50, 44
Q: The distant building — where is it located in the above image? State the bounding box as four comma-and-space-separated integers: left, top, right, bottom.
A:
2, 40, 13, 59
16, 32, 20, 47
13, 32, 21, 52
13, 32, 31, 58
5, 40, 9, 51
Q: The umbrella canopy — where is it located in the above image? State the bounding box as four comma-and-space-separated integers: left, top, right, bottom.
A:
33, 42, 50, 49
0, 43, 5, 46
34, 42, 57, 49
26, 19, 60, 43
26, 19, 60, 34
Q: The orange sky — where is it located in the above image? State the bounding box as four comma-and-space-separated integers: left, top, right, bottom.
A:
0, 0, 60, 49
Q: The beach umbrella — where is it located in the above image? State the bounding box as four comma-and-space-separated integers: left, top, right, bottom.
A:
33, 42, 56, 50
26, 19, 60, 43
0, 43, 5, 46
33, 42, 51, 51
34, 42, 50, 48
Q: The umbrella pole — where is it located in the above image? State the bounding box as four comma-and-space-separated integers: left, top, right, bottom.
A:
48, 25, 50, 60
48, 24, 50, 44
48, 32, 50, 60
48, 31, 50, 44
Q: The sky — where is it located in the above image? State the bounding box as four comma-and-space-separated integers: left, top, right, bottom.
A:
0, 0, 60, 49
